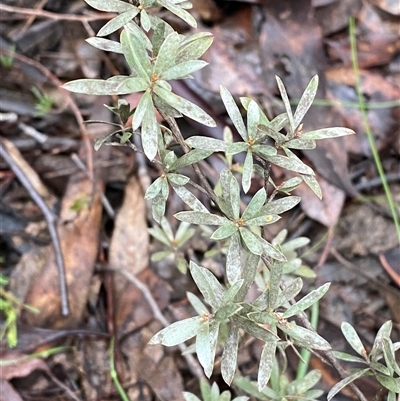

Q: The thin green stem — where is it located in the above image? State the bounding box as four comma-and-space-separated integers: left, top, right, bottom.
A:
109, 337, 130, 401
296, 299, 319, 380
349, 17, 400, 246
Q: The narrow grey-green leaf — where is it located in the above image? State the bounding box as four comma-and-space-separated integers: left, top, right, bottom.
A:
85, 0, 134, 12
280, 323, 331, 350
256, 124, 286, 143
230, 174, 241, 220
154, 84, 216, 127
187, 291, 209, 315
265, 154, 314, 175
159, 217, 173, 240
85, 37, 123, 53
279, 177, 303, 194
211, 223, 238, 240
175, 211, 228, 226
115, 76, 149, 94
276, 75, 295, 133
245, 214, 281, 227
140, 9, 151, 31
226, 142, 249, 155
258, 341, 277, 391
144, 177, 165, 199
223, 280, 244, 305
375, 373, 400, 393
382, 337, 400, 375
285, 138, 316, 150
332, 351, 366, 363
148, 226, 171, 246
220, 86, 248, 141
261, 196, 301, 215
221, 325, 240, 385
242, 150, 253, 194
157, 0, 197, 28
281, 237, 310, 253
283, 282, 330, 318
196, 321, 213, 377
231, 315, 277, 342
132, 89, 152, 130
177, 32, 213, 62
242, 188, 266, 221
161, 60, 208, 80
239, 228, 263, 255
215, 304, 242, 322
125, 21, 153, 50
62, 78, 126, 95
276, 278, 303, 308
235, 252, 259, 302
152, 192, 167, 223
154, 32, 181, 75
261, 238, 286, 261
98, 8, 139, 36
302, 127, 355, 140
189, 261, 225, 309
186, 136, 228, 152
120, 29, 151, 79
172, 184, 208, 212
302, 173, 321, 198
141, 104, 159, 160
341, 322, 366, 357
252, 144, 277, 158
268, 263, 283, 310
269, 112, 289, 132
167, 173, 190, 186
370, 320, 393, 362
247, 100, 260, 139
327, 369, 371, 400
148, 316, 202, 346
171, 148, 212, 170
287, 369, 321, 394
293, 75, 319, 129
226, 231, 242, 285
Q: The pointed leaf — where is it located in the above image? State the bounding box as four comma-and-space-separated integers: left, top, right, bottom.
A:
183, 393, 201, 401
341, 322, 366, 356
226, 142, 249, 155
223, 280, 244, 305
226, 231, 242, 285
229, 174, 241, 220
276, 76, 295, 132
121, 29, 151, 79
264, 154, 314, 175
269, 263, 283, 310
220, 86, 248, 141
247, 100, 260, 139
332, 351, 366, 363
98, 8, 140, 36
239, 228, 263, 255
283, 282, 330, 318
382, 337, 400, 375
186, 136, 228, 152
157, 0, 197, 28
172, 184, 209, 212
370, 320, 392, 361
242, 188, 267, 220
161, 60, 208, 80
175, 211, 228, 226
85, 0, 135, 12
235, 252, 259, 302
375, 373, 400, 392
245, 215, 281, 227
252, 144, 277, 158
280, 323, 331, 350
242, 151, 253, 194
287, 369, 321, 394
187, 291, 209, 315
141, 105, 159, 160
276, 278, 303, 308
231, 315, 277, 342
285, 138, 316, 150
327, 369, 370, 400
196, 321, 213, 377
261, 196, 301, 215
261, 238, 286, 261
152, 192, 167, 223
85, 37, 123, 53
171, 149, 212, 170
177, 32, 213, 62
148, 316, 202, 346
211, 223, 238, 240
189, 261, 225, 309
154, 84, 216, 127
302, 127, 355, 140
132, 89, 152, 130
167, 173, 190, 186
258, 341, 277, 391
293, 75, 319, 129
154, 32, 181, 75
221, 325, 240, 385
140, 9, 151, 31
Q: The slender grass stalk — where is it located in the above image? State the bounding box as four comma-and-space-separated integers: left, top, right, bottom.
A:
349, 17, 400, 245
109, 337, 130, 401
295, 300, 319, 380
